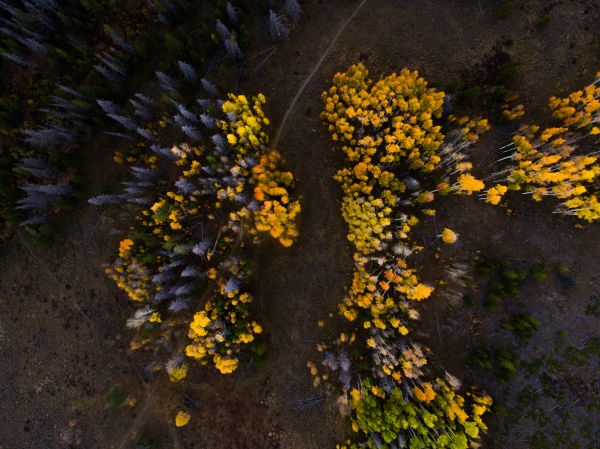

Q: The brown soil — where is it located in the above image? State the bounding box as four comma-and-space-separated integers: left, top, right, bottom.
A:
1, 1, 600, 448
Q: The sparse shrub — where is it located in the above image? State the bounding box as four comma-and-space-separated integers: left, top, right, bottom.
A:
535, 16, 552, 30
501, 313, 541, 342
530, 263, 548, 281
497, 60, 521, 83
469, 346, 493, 370
495, 348, 518, 382
461, 85, 482, 103
135, 431, 160, 449
497, 0, 514, 18
105, 386, 127, 407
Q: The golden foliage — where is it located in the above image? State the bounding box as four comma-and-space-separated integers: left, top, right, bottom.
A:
486, 72, 600, 222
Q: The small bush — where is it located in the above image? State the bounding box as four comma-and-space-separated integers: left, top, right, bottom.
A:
105, 386, 127, 407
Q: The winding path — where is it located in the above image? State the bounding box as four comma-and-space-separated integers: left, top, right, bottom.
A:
271, 0, 370, 151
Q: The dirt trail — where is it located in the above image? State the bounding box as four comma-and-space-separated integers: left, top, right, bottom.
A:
187, 1, 366, 446
271, 0, 369, 150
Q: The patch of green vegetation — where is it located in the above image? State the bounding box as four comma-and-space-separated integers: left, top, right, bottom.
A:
560, 276, 576, 288
549, 263, 576, 287
446, 79, 462, 94
526, 429, 551, 448
164, 32, 186, 61
497, 0, 514, 18
554, 263, 570, 275
535, 16, 551, 30
463, 293, 476, 307
484, 292, 502, 312
472, 257, 561, 312
105, 386, 127, 407
135, 431, 161, 449
468, 346, 519, 382
529, 263, 548, 281
469, 253, 596, 447
492, 402, 508, 417
564, 337, 600, 367
489, 86, 509, 104
462, 255, 564, 388
460, 85, 482, 103
258, 0, 271, 14
475, 257, 496, 276
517, 386, 540, 406
501, 313, 540, 342
474, 256, 528, 311
251, 340, 268, 364
468, 346, 493, 370
497, 59, 521, 83
584, 293, 600, 317
524, 357, 544, 377
463, 275, 476, 287
495, 348, 518, 382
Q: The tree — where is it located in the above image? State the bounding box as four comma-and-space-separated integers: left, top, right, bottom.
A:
285, 0, 302, 21
269, 9, 289, 41
178, 60, 197, 82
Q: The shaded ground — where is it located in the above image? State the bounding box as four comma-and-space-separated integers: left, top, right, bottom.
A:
413, 168, 600, 448
1, 0, 600, 448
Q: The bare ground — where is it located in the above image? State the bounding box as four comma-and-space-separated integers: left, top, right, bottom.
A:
1, 0, 600, 448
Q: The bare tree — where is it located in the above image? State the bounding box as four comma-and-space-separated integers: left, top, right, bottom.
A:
269, 10, 289, 41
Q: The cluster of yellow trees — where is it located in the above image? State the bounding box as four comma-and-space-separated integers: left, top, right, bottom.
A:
106, 238, 155, 303
322, 65, 487, 254
321, 64, 488, 332
318, 64, 492, 449
222, 94, 301, 245
106, 94, 300, 376
185, 283, 263, 375
485, 71, 600, 221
